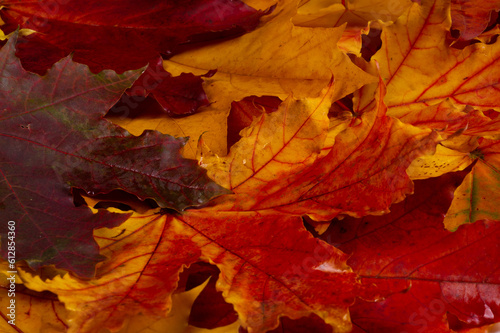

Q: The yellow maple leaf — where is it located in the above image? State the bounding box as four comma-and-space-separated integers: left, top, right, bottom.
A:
163, 0, 376, 118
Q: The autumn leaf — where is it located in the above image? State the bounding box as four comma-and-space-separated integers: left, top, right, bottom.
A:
0, 33, 228, 276
0, 260, 217, 333
17, 208, 368, 333
0, 0, 269, 74
372, 0, 500, 115
202, 78, 438, 220
407, 142, 476, 179
13, 211, 191, 333
163, 0, 377, 110
0, 0, 499, 332
321, 171, 500, 332
113, 0, 378, 161
106, 96, 229, 161
366, 0, 500, 235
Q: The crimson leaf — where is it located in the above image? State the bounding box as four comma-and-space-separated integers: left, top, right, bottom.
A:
0, 0, 269, 74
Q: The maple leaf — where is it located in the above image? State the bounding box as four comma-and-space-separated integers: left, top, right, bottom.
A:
0, 260, 215, 333
0, 0, 499, 332
202, 78, 438, 220
0, 0, 269, 74
322, 171, 500, 332
106, 99, 230, 161
0, 261, 71, 332
163, 0, 377, 113
0, 33, 228, 276
17, 208, 368, 333
372, 0, 500, 115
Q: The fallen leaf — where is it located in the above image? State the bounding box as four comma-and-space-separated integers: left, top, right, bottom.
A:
1, 0, 499, 332
321, 171, 500, 332
0, 0, 269, 74
373, 0, 500, 115
201, 81, 334, 195
203, 78, 438, 220
0, 33, 227, 277
19, 208, 367, 333
163, 0, 376, 111
0, 259, 216, 333
17, 211, 187, 333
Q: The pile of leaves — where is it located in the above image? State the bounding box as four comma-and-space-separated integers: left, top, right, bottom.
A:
0, 0, 499, 332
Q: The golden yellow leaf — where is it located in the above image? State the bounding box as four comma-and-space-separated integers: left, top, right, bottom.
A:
1, 260, 215, 333
163, 0, 376, 119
